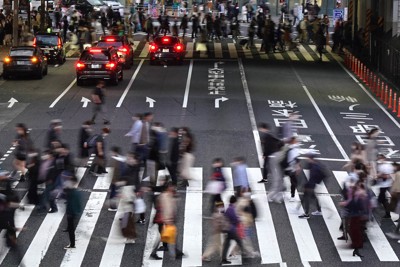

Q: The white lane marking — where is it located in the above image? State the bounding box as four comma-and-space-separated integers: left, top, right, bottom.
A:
49, 78, 77, 108
238, 58, 264, 167
291, 66, 349, 160
349, 104, 359, 111
181, 168, 202, 267
333, 171, 399, 262
182, 59, 193, 108
19, 168, 86, 267
139, 43, 149, 58
146, 97, 156, 108
214, 43, 223, 58
215, 96, 229, 108
221, 167, 242, 265
247, 168, 282, 264
283, 191, 322, 262
303, 170, 361, 261
335, 55, 400, 130
7, 97, 18, 108
61, 168, 112, 267
186, 42, 194, 58
116, 59, 144, 108
228, 43, 238, 59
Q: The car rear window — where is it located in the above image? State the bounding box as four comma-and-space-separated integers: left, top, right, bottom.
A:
36, 35, 58, 46
80, 50, 110, 61
97, 41, 123, 48
10, 49, 34, 56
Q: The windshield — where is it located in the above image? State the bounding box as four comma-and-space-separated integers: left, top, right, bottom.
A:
97, 41, 122, 48
36, 35, 58, 46
87, 0, 103, 5
10, 49, 34, 56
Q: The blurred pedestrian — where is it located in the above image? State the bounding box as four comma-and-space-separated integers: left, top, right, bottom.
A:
125, 114, 143, 153
283, 137, 301, 202
78, 120, 92, 167
89, 128, 110, 175
120, 185, 137, 243
167, 127, 180, 185
38, 150, 58, 213
231, 157, 249, 196
45, 119, 62, 150
64, 176, 82, 249
12, 123, 34, 182
375, 154, 394, 219
202, 201, 226, 262
221, 195, 243, 265
27, 150, 40, 205
180, 14, 188, 38
258, 123, 282, 183
108, 146, 125, 211
91, 80, 110, 125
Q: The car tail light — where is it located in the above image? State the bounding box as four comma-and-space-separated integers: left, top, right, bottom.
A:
161, 37, 170, 44
31, 57, 39, 63
174, 44, 184, 52
149, 43, 158, 52
118, 47, 128, 53
106, 62, 116, 69
33, 37, 36, 47
90, 48, 102, 53
57, 38, 62, 49
76, 61, 85, 69
4, 57, 11, 63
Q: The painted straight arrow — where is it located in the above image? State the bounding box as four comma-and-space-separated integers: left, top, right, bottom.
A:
7, 98, 18, 108
81, 97, 91, 108
146, 97, 156, 108
215, 97, 228, 108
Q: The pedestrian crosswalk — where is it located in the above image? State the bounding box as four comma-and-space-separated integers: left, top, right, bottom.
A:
1, 167, 399, 267
129, 39, 343, 63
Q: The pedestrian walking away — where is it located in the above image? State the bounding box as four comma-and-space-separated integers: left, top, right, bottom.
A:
91, 80, 110, 125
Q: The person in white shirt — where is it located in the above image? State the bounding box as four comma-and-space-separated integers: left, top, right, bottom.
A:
125, 114, 143, 153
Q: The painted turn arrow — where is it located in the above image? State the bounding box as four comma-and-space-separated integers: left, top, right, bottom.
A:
7, 98, 18, 108
81, 97, 91, 108
215, 97, 228, 108
146, 97, 156, 108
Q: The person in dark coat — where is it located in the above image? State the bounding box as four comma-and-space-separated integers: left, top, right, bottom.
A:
78, 121, 92, 166
45, 119, 62, 150
27, 151, 40, 205
64, 176, 82, 249
258, 123, 282, 183
180, 14, 188, 38
167, 127, 180, 185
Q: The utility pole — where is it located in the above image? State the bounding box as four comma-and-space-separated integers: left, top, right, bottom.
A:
40, 0, 45, 31
12, 0, 19, 46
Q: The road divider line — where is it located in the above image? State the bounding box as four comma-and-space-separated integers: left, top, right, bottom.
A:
238, 58, 264, 167
116, 59, 144, 108
182, 59, 193, 108
49, 78, 77, 108
291, 67, 350, 161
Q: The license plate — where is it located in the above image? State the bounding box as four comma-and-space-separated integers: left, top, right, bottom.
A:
91, 64, 101, 69
16, 61, 29, 65
162, 49, 169, 52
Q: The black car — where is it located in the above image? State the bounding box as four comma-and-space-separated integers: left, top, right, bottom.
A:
3, 46, 48, 80
96, 35, 134, 69
33, 32, 66, 64
76, 47, 123, 86
149, 36, 185, 65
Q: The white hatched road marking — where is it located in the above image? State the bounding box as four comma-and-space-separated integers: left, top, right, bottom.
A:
228, 43, 238, 58
182, 167, 203, 267
185, 42, 194, 58
247, 168, 282, 264
139, 43, 149, 58
298, 44, 314, 61
214, 43, 223, 58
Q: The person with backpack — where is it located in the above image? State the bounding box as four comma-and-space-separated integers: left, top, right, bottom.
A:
298, 153, 326, 219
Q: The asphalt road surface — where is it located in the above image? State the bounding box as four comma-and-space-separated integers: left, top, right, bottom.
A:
0, 37, 400, 267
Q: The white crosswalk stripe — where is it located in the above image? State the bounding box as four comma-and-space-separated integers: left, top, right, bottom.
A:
4, 167, 400, 267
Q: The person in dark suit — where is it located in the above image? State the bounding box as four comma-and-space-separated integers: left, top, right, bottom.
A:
167, 128, 180, 185
258, 123, 282, 183
78, 121, 92, 167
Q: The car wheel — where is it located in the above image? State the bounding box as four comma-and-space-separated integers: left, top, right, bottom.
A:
111, 74, 119, 85
36, 70, 43, 80
77, 78, 84, 86
58, 55, 64, 65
